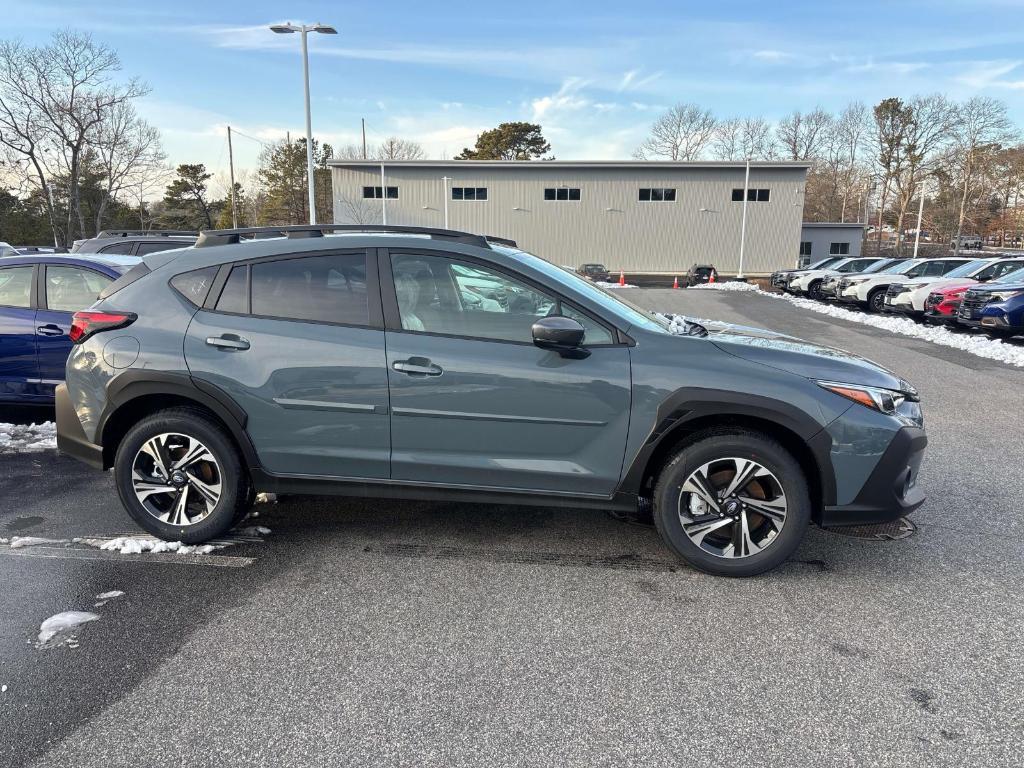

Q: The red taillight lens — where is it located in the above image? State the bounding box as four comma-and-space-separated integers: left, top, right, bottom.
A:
69, 311, 137, 344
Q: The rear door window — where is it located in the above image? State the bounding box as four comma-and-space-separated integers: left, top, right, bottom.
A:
0, 266, 33, 307
44, 266, 113, 311
250, 253, 369, 325
99, 241, 136, 255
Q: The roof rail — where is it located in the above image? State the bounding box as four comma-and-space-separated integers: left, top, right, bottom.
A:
194, 224, 496, 249
96, 230, 199, 238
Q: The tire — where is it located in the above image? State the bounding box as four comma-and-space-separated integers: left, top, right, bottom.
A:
985, 329, 1015, 340
114, 406, 248, 544
867, 288, 886, 313
807, 280, 824, 301
652, 430, 812, 577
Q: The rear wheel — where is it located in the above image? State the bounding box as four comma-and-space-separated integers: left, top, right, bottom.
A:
867, 288, 886, 313
807, 280, 824, 301
653, 430, 811, 577
114, 407, 248, 543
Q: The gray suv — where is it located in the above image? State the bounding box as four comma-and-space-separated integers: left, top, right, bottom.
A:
71, 230, 198, 258
56, 225, 927, 576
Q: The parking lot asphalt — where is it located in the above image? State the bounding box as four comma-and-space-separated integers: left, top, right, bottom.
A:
2, 287, 1022, 768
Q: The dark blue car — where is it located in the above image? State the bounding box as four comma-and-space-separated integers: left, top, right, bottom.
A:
957, 279, 1024, 337
0, 254, 137, 403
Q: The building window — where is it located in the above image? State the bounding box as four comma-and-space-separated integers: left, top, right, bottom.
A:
544, 187, 581, 201
731, 188, 771, 202
452, 187, 488, 201
799, 241, 812, 256
830, 242, 850, 255
639, 188, 676, 202
362, 186, 399, 199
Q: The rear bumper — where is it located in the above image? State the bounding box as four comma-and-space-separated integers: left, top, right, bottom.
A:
820, 426, 927, 526
55, 383, 104, 469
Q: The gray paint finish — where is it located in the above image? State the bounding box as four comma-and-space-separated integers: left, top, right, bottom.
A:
330, 161, 809, 276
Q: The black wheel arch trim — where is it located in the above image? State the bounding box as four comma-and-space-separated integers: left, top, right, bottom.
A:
98, 370, 261, 470
617, 387, 838, 510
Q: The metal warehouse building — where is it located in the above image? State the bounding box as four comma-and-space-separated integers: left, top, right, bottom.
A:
329, 160, 810, 276
799, 222, 866, 267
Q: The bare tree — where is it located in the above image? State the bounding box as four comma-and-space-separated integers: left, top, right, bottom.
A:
336, 194, 381, 225
949, 96, 1016, 254
634, 103, 717, 161
374, 136, 425, 160
890, 94, 957, 252
17, 31, 147, 243
776, 108, 833, 161
712, 117, 776, 161
0, 39, 62, 244
871, 98, 914, 252
91, 99, 164, 233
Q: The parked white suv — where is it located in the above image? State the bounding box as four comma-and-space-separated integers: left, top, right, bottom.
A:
836, 257, 971, 313
886, 257, 1024, 316
786, 257, 884, 300
951, 235, 983, 250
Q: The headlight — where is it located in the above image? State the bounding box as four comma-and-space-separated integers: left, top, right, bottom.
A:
816, 380, 915, 415
845, 277, 870, 285
988, 289, 1024, 302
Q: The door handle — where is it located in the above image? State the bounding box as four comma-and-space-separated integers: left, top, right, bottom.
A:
206, 334, 250, 350
37, 324, 64, 337
392, 357, 443, 376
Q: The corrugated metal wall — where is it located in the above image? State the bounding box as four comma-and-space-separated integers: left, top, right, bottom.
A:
331, 164, 807, 275
799, 225, 866, 264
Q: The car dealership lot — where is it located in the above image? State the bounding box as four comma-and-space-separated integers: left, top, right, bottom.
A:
2, 287, 1022, 768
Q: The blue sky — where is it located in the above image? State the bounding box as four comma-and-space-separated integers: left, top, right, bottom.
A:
3, 0, 1024, 187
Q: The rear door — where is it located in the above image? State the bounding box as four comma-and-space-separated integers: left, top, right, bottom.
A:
35, 264, 116, 397
0, 265, 40, 401
382, 250, 632, 496
184, 248, 391, 479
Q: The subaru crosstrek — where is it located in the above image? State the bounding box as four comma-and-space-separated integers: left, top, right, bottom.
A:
56, 225, 927, 577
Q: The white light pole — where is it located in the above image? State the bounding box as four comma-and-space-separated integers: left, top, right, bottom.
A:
912, 180, 926, 259
737, 157, 751, 280
270, 21, 337, 225
441, 176, 451, 228
380, 162, 387, 225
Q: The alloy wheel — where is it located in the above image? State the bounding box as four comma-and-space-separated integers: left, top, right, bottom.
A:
131, 433, 223, 526
677, 457, 787, 559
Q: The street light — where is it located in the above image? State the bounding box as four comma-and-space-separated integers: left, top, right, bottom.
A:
270, 21, 337, 225
912, 179, 927, 259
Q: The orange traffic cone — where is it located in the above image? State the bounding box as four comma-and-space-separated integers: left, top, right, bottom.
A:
619, 269, 626, 286
709, 271, 716, 284
673, 276, 679, 289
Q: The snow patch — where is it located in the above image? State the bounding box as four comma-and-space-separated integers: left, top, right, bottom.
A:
0, 422, 57, 453
255, 492, 277, 504
9, 536, 70, 549
693, 283, 1024, 368
232, 525, 271, 537
36, 611, 99, 649
690, 281, 759, 292
76, 536, 226, 556
595, 281, 638, 289
95, 590, 124, 600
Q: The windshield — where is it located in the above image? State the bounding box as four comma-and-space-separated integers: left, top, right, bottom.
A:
495, 245, 672, 333
822, 258, 853, 271
995, 265, 1024, 283
862, 259, 900, 274
890, 260, 925, 275
806, 257, 840, 270
943, 259, 993, 279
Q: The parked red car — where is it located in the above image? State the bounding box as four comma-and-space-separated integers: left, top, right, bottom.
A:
923, 284, 970, 324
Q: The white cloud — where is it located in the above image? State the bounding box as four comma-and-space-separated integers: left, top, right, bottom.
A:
956, 59, 1024, 90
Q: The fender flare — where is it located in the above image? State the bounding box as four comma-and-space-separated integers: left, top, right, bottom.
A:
98, 370, 260, 468
618, 387, 837, 508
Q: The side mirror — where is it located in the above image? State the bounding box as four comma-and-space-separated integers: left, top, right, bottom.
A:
532, 316, 590, 359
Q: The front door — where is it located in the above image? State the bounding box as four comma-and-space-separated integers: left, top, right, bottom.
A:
0, 265, 39, 401
383, 251, 632, 496
184, 250, 391, 479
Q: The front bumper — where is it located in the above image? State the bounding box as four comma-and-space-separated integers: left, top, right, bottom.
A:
820, 426, 927, 526
55, 383, 104, 469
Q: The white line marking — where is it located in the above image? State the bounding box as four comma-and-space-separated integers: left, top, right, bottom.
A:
0, 546, 254, 568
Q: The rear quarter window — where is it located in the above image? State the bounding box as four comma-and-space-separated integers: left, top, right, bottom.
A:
170, 266, 218, 307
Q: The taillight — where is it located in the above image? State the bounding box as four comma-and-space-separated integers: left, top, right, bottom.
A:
69, 311, 137, 344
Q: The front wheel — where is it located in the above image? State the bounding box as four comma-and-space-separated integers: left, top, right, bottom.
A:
867, 288, 886, 313
114, 407, 249, 543
807, 280, 824, 301
653, 431, 811, 577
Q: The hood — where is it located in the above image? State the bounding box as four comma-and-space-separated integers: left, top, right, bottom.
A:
968, 280, 1024, 294
696, 319, 910, 391
929, 279, 976, 295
